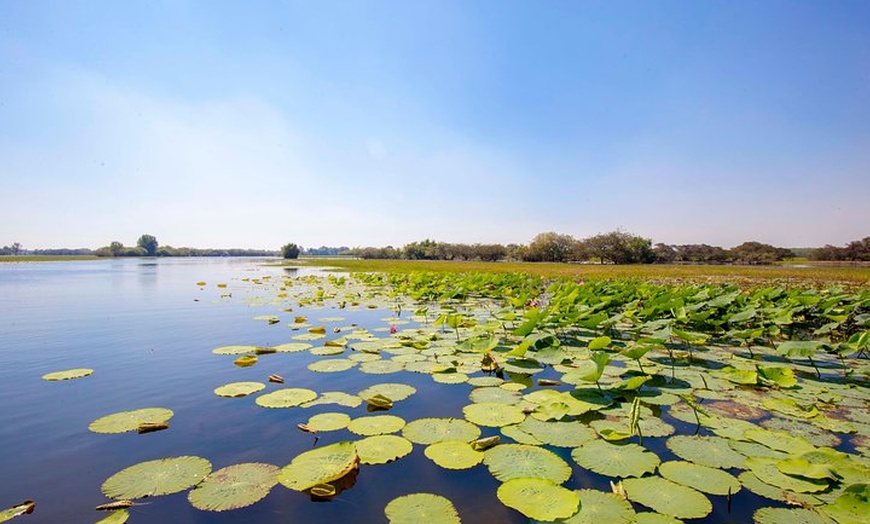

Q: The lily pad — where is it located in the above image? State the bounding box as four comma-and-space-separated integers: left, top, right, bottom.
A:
359, 360, 405, 374
355, 435, 413, 465
517, 418, 596, 447
497, 478, 580, 521
94, 510, 129, 524
272, 342, 312, 353
753, 507, 830, 524
42, 368, 93, 381
463, 403, 526, 427
745, 457, 830, 493
358, 383, 417, 402
89, 408, 174, 434
212, 345, 259, 355
307, 359, 355, 373
214, 382, 266, 398
278, 441, 359, 491
102, 456, 212, 499
553, 488, 637, 524
384, 493, 461, 524
424, 441, 484, 470
187, 463, 279, 511
233, 354, 258, 367
623, 476, 712, 519
347, 415, 406, 436
305, 412, 352, 432
822, 483, 870, 524
255, 388, 318, 408
665, 435, 746, 469
469, 387, 521, 405
300, 391, 363, 408
402, 418, 481, 445
484, 443, 572, 483
0, 501, 35, 522
571, 440, 660, 478
659, 460, 741, 496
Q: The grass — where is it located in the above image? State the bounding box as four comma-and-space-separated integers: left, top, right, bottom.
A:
283, 257, 870, 286
0, 255, 100, 262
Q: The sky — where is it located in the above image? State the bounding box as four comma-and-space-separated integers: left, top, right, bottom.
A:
1, 1, 868, 250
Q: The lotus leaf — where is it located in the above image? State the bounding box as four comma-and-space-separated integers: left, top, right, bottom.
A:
467, 376, 504, 387
665, 435, 746, 469
633, 513, 683, 524
272, 342, 312, 353
102, 456, 212, 499
0, 501, 35, 523
347, 414, 406, 436
549, 488, 636, 524
502, 359, 546, 375
300, 391, 362, 408
212, 345, 259, 355
384, 493, 460, 524
359, 360, 405, 374
517, 418, 596, 447
744, 428, 816, 455
501, 424, 542, 445
496, 478, 580, 521
89, 408, 174, 434
763, 397, 819, 419
402, 418, 481, 444
255, 388, 318, 408
278, 441, 359, 491
42, 368, 93, 381
94, 509, 129, 524
463, 403, 525, 427
187, 463, 279, 511
484, 444, 572, 483
293, 332, 325, 341
358, 383, 417, 402
307, 358, 355, 373
761, 417, 842, 448
737, 471, 821, 506
469, 387, 521, 405
233, 354, 257, 367
777, 457, 841, 482
305, 412, 352, 432
731, 440, 790, 461
214, 382, 265, 398
623, 476, 711, 519
310, 345, 345, 356
571, 440, 660, 478
659, 460, 741, 496
432, 372, 469, 384
757, 365, 798, 388
753, 507, 830, 524
745, 457, 830, 493
822, 483, 869, 524
355, 435, 413, 465
424, 441, 483, 470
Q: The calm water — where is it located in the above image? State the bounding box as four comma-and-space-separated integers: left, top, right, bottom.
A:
0, 258, 774, 523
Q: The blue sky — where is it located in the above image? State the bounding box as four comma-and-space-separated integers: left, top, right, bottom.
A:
2, 1, 868, 250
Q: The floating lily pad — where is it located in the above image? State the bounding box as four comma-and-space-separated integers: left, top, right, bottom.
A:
0, 501, 35, 522
305, 412, 352, 432
214, 382, 266, 398
468, 376, 504, 387
623, 476, 711, 519
432, 372, 469, 384
212, 345, 259, 355
255, 388, 317, 408
384, 493, 461, 524
753, 507, 830, 524
89, 408, 174, 434
42, 368, 93, 381
665, 435, 746, 469
571, 440, 660, 478
554, 488, 637, 524
300, 391, 362, 408
307, 359, 355, 373
501, 424, 542, 445
745, 457, 830, 493
402, 418, 481, 444
293, 332, 325, 341
234, 354, 257, 367
633, 512, 683, 524
356, 435, 413, 465
310, 345, 346, 356
187, 463, 279, 511
463, 403, 525, 427
359, 360, 405, 374
102, 456, 212, 499
424, 441, 484, 470
497, 478, 579, 521
347, 415, 406, 436
94, 509, 129, 524
358, 383, 417, 402
659, 460, 741, 496
517, 418, 596, 447
469, 387, 521, 405
484, 443, 572, 483
278, 441, 359, 491
821, 483, 870, 524
272, 342, 312, 353
738, 471, 821, 506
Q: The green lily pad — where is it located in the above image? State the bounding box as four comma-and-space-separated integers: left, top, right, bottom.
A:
753, 507, 830, 524
278, 441, 359, 491
745, 457, 830, 493
497, 478, 580, 521
359, 360, 405, 374
552, 488, 637, 524
300, 391, 362, 408
307, 359, 355, 373
623, 476, 711, 519
517, 418, 596, 448
347, 415, 406, 436
432, 372, 469, 384
777, 457, 841, 482
822, 483, 870, 524
187, 463, 279, 511
272, 342, 312, 353
212, 345, 259, 355
384, 493, 461, 524
659, 460, 741, 496
738, 471, 821, 506
358, 383, 417, 402
463, 403, 525, 427
468, 376, 504, 387
402, 418, 481, 445
665, 435, 746, 469
501, 424, 542, 445
305, 412, 352, 432
424, 441, 484, 470
469, 387, 521, 405
89, 408, 174, 434
214, 382, 266, 398
94, 509, 129, 524
42, 368, 93, 381
255, 388, 318, 408
233, 354, 257, 367
633, 512, 683, 524
0, 501, 36, 523
744, 428, 816, 455
355, 435, 413, 465
102, 456, 212, 499
571, 440, 660, 478
484, 443, 572, 483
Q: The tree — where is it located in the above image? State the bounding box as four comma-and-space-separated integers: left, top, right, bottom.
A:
523, 232, 578, 262
109, 241, 124, 256
281, 243, 301, 259
137, 234, 159, 256
582, 230, 655, 264
730, 241, 791, 265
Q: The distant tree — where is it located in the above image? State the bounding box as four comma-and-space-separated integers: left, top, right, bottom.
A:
653, 243, 677, 264
583, 230, 655, 264
673, 244, 732, 264
137, 234, 159, 256
524, 232, 578, 262
730, 241, 791, 265
109, 241, 124, 256
281, 243, 301, 259
11, 242, 21, 255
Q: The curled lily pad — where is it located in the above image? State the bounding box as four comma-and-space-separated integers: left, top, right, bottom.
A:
0, 501, 35, 522
745, 457, 830, 493
402, 418, 481, 445
89, 408, 174, 434
384, 493, 461, 524
102, 456, 212, 499
738, 471, 821, 506
234, 354, 257, 367
355, 435, 413, 465
305, 412, 351, 432
187, 463, 279, 511
497, 478, 580, 521
214, 382, 265, 398
821, 483, 870, 524
571, 440, 660, 478
623, 476, 711, 519
42, 368, 93, 381
659, 460, 741, 496
347, 415, 406, 436
463, 403, 525, 427
424, 441, 484, 470
255, 388, 317, 408
484, 443, 571, 483
278, 441, 359, 491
